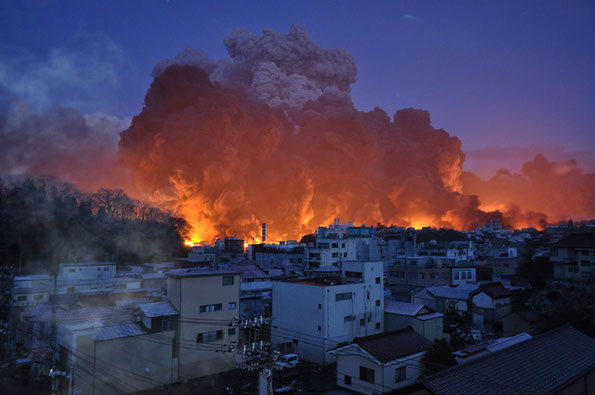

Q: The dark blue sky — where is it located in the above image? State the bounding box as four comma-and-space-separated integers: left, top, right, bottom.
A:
1, 0, 594, 160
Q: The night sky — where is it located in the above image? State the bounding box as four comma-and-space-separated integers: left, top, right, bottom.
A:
1, 0, 594, 177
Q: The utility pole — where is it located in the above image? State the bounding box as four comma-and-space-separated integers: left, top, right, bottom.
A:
232, 315, 277, 395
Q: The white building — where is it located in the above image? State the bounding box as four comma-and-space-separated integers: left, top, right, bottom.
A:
56, 262, 141, 295
304, 238, 357, 272
271, 261, 384, 365
331, 327, 433, 394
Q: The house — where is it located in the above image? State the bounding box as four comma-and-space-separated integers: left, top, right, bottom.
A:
470, 283, 511, 331
502, 310, 545, 336
166, 268, 240, 379
450, 266, 492, 286
331, 327, 433, 395
423, 325, 595, 395
550, 233, 595, 281
55, 301, 179, 395
271, 261, 384, 365
384, 300, 448, 342
413, 283, 479, 315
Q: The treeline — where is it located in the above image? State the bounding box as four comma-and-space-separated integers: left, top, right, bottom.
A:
0, 176, 189, 273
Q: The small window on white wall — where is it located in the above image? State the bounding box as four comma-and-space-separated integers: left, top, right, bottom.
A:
395, 366, 406, 382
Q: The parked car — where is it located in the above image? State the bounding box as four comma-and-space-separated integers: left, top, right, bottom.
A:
275, 353, 299, 371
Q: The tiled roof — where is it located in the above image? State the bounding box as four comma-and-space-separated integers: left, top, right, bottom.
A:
240, 280, 273, 292
137, 301, 178, 318
166, 268, 239, 278
28, 304, 132, 323
416, 312, 443, 321
352, 327, 433, 363
423, 325, 595, 395
94, 323, 147, 341
425, 283, 479, 300
384, 300, 426, 316
471, 283, 511, 299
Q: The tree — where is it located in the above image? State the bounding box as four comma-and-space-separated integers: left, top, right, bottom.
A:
422, 338, 457, 375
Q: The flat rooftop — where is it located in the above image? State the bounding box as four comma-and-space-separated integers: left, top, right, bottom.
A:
276, 277, 351, 286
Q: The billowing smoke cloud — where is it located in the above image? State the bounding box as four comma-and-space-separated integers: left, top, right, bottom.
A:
152, 25, 356, 109
0, 103, 130, 192
462, 154, 595, 228
120, 25, 595, 242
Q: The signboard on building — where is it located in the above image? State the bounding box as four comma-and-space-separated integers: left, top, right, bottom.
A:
348, 226, 371, 238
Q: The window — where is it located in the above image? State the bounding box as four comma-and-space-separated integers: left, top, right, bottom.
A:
332, 252, 338, 258
342, 243, 345, 248
568, 267, 579, 273
17, 295, 27, 302
336, 292, 352, 301
317, 325, 321, 331
375, 322, 381, 329
200, 303, 222, 312
228, 302, 237, 310
318, 304, 322, 310
289, 258, 294, 263
360, 366, 375, 384
343, 252, 347, 257
228, 328, 236, 336
298, 258, 302, 263
34, 295, 43, 301
345, 375, 351, 385
461, 272, 466, 280
332, 243, 338, 248
430, 273, 435, 279
360, 318, 365, 326
580, 261, 591, 266
222, 276, 234, 286
375, 300, 381, 307
197, 330, 223, 343
395, 366, 406, 382
454, 272, 459, 280
161, 319, 175, 331
112, 283, 126, 289
344, 316, 354, 322
375, 277, 380, 284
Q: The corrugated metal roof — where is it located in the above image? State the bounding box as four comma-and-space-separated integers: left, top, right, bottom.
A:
423, 325, 595, 395
137, 301, 178, 318
94, 323, 147, 341
241, 280, 273, 292
384, 300, 426, 316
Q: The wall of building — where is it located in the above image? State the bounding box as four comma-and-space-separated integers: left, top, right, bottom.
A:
168, 273, 240, 380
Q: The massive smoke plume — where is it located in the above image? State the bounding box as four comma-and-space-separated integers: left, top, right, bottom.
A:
0, 103, 130, 192
119, 26, 594, 242
2, 25, 593, 243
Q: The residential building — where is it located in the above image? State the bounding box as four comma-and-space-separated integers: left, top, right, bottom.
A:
501, 310, 545, 336
550, 233, 595, 281
470, 283, 512, 331
166, 268, 240, 379
413, 283, 479, 315
423, 325, 595, 395
451, 266, 492, 286
271, 261, 384, 365
55, 301, 179, 395
331, 328, 433, 395
384, 301, 447, 342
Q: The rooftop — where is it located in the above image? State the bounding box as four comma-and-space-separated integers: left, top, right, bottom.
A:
166, 268, 240, 278
471, 282, 511, 299
60, 261, 116, 267
276, 277, 350, 287
552, 233, 595, 249
337, 327, 433, 364
424, 325, 595, 395
94, 323, 147, 341
384, 300, 426, 316
424, 283, 479, 300
137, 301, 178, 318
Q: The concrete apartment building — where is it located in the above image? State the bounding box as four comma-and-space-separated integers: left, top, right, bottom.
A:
271, 261, 384, 365
167, 268, 241, 380
550, 233, 595, 281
